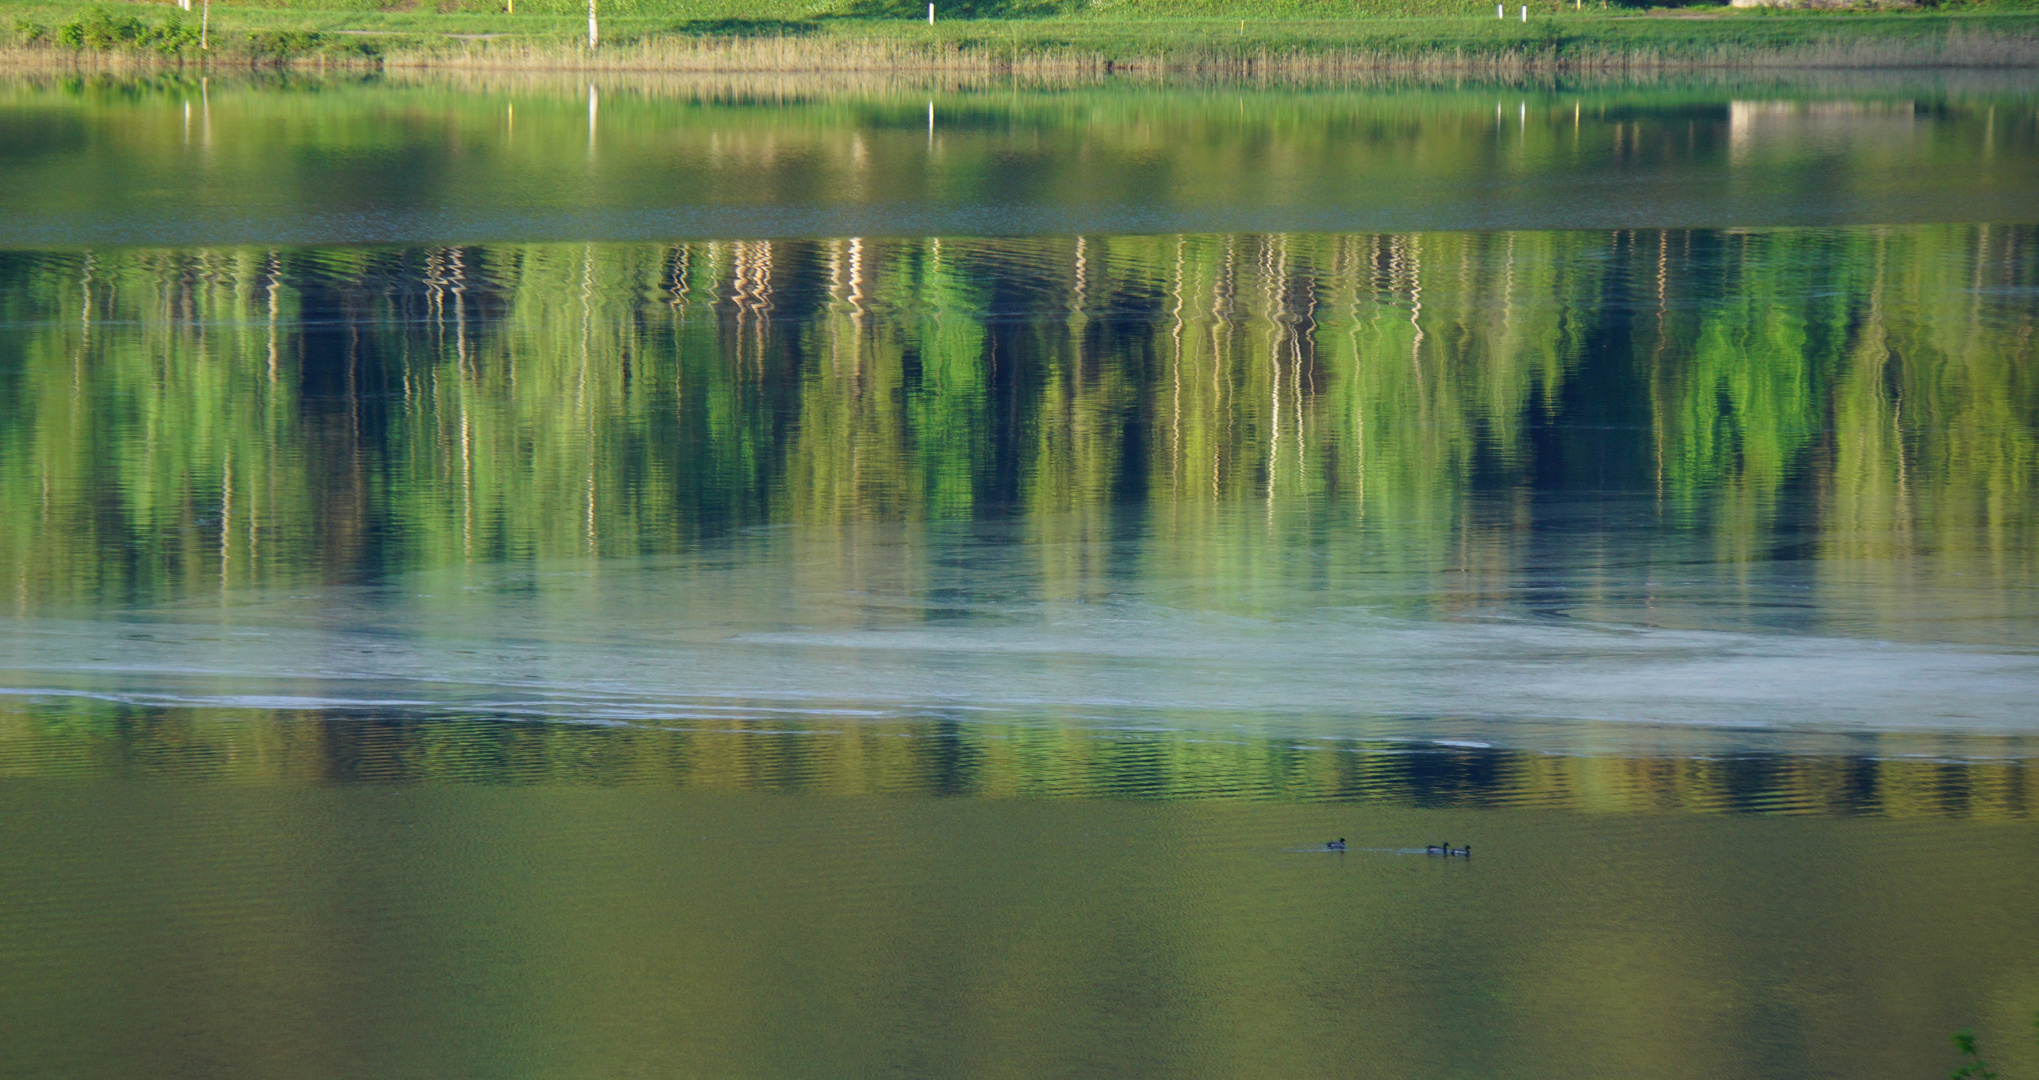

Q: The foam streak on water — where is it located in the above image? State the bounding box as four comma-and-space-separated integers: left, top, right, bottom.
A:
0, 548, 2034, 757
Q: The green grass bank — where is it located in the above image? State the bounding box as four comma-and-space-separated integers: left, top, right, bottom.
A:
3, 0, 2038, 72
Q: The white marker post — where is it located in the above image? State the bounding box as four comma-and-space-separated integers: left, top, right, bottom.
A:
589, 0, 599, 48
1520, 4, 1527, 19
928, 3, 935, 23
1496, 4, 1503, 16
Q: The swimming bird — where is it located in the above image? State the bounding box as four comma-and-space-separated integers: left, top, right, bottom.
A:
1452, 845, 1472, 858
1426, 843, 1445, 854
1327, 838, 1347, 851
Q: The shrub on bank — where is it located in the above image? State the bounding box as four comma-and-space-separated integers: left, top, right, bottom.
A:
37, 7, 205, 53
244, 27, 325, 56
3, 7, 380, 60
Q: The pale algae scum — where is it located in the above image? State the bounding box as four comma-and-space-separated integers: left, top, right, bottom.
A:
0, 72, 2036, 1080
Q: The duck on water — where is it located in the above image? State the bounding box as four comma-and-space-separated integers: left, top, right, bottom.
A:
1320, 840, 1470, 856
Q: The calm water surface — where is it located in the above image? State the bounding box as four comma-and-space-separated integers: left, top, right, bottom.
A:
1, 73, 2037, 1080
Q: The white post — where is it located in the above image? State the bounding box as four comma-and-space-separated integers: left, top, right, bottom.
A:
1496, 4, 1502, 16
201, 0, 209, 49
1520, 4, 1527, 19
588, 0, 598, 48
928, 3, 934, 23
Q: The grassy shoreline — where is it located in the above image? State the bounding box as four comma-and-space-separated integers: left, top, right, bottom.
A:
3, 2, 2038, 71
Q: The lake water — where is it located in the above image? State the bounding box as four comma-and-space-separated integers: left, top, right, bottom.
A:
1, 71, 2037, 1079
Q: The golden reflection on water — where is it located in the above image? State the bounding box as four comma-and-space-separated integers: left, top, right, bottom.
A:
3, 705, 2033, 821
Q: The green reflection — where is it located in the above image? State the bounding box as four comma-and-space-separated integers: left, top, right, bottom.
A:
2, 75, 2035, 242
1, 227, 2032, 634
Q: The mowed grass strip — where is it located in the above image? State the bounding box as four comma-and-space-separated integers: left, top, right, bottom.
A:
3, 0, 2037, 69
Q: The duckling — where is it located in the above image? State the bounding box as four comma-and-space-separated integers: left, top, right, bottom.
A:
1327, 838, 1347, 851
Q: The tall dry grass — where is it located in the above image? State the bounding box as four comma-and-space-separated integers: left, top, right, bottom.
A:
375, 28, 2039, 74
2, 23, 2035, 75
